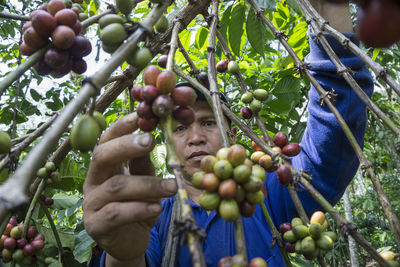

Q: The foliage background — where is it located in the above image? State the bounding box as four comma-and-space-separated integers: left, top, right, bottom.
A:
0, 0, 399, 266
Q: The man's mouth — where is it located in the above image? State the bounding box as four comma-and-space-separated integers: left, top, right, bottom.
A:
188, 151, 209, 161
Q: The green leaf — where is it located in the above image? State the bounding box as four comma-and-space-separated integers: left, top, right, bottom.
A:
73, 228, 96, 263
179, 30, 191, 51
219, 5, 232, 42
52, 193, 80, 210
285, 0, 303, 15
30, 89, 42, 101
36, 223, 75, 250
229, 3, 246, 57
372, 49, 381, 61
195, 27, 209, 50
246, 9, 266, 57
253, 0, 275, 10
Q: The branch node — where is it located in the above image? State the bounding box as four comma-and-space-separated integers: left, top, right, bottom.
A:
207, 46, 215, 53
274, 31, 287, 40
255, 10, 263, 19
378, 67, 388, 79
172, 219, 207, 246
294, 62, 311, 75
341, 38, 350, 49
339, 222, 357, 237
82, 78, 102, 95
106, 4, 118, 13
319, 89, 338, 106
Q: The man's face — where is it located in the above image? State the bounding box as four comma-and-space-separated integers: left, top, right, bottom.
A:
172, 101, 223, 178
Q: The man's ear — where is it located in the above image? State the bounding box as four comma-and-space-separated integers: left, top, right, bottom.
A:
229, 127, 237, 145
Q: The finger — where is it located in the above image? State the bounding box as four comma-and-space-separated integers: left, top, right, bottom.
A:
85, 133, 155, 188
85, 201, 162, 236
84, 176, 177, 211
99, 112, 138, 144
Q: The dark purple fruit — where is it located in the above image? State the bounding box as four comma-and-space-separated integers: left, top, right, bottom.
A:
240, 107, 253, 119
239, 200, 256, 217
47, 0, 66, 16
280, 222, 292, 234
172, 86, 197, 107
138, 117, 158, 132
216, 60, 228, 73
131, 86, 143, 102
152, 95, 174, 118
141, 85, 159, 103
44, 47, 69, 69
52, 25, 76, 49
31, 10, 57, 37
197, 71, 209, 88
277, 165, 292, 185
156, 71, 176, 94
4, 237, 16, 250
33, 234, 45, 241
16, 237, 27, 248
22, 21, 32, 32
9, 217, 17, 226
73, 21, 82, 35
50, 58, 72, 78
218, 179, 237, 199
136, 101, 154, 119
143, 65, 161, 86
157, 54, 168, 68
24, 243, 35, 256
172, 106, 195, 126
72, 58, 87, 74
44, 197, 54, 206
31, 239, 44, 250
282, 143, 301, 157
68, 35, 92, 58
285, 242, 295, 253
20, 42, 36, 56
34, 60, 53, 76
27, 226, 37, 240
23, 27, 48, 49
273, 132, 288, 148
201, 173, 220, 192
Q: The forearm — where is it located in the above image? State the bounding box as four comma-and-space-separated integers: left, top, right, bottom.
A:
105, 253, 146, 267
309, 0, 353, 32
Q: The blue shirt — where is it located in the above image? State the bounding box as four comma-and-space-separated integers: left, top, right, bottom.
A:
94, 33, 374, 267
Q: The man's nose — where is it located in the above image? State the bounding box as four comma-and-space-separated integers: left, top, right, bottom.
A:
187, 123, 207, 146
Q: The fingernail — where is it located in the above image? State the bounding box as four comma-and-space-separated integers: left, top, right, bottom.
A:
138, 133, 153, 147
163, 179, 177, 193
148, 203, 162, 214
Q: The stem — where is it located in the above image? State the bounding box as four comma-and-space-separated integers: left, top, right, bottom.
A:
300, 0, 400, 142
260, 203, 293, 267
343, 188, 360, 267
177, 39, 199, 75
166, 22, 181, 72
23, 179, 46, 236
40, 202, 65, 264
0, 2, 171, 223
287, 185, 309, 224
0, 46, 48, 99
299, 177, 391, 267
233, 218, 248, 262
299, 0, 400, 97
0, 12, 29, 21
160, 117, 206, 267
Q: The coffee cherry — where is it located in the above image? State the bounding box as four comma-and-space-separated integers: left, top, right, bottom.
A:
243, 175, 263, 192
310, 211, 326, 225
216, 60, 228, 73
201, 173, 220, 192
141, 85, 159, 103
216, 147, 230, 160
213, 160, 233, 180
172, 86, 197, 107
240, 107, 253, 119
143, 65, 161, 86
10, 226, 23, 239
227, 144, 247, 167
218, 256, 232, 267
31, 239, 45, 250
250, 151, 265, 163
152, 95, 174, 118
283, 230, 297, 243
100, 23, 127, 46
309, 223, 323, 239
128, 47, 152, 69
70, 115, 101, 152
272, 146, 282, 153
231, 254, 246, 267
23, 243, 35, 256
253, 89, 268, 101
33, 233, 45, 241
239, 200, 256, 217
16, 237, 27, 249
279, 222, 292, 234
172, 106, 195, 126
273, 132, 288, 148
44, 197, 54, 206
116, 0, 135, 15
258, 154, 273, 170
234, 186, 245, 203
98, 14, 124, 29
191, 171, 205, 189
52, 25, 76, 49
156, 71, 176, 94
241, 92, 253, 104
227, 61, 239, 74
218, 179, 237, 199
249, 257, 268, 267
137, 101, 155, 119
155, 15, 168, 33
201, 155, 218, 173
4, 223, 13, 236
282, 143, 301, 157
138, 117, 159, 132
245, 190, 264, 204
2, 248, 12, 262
31, 10, 57, 37
199, 192, 220, 210
277, 165, 292, 185
285, 242, 296, 253
47, 0, 66, 16
4, 237, 17, 250
157, 55, 168, 68
219, 199, 239, 222
250, 99, 262, 113
131, 85, 144, 102
233, 164, 251, 184
55, 8, 78, 28
197, 72, 209, 88
27, 226, 37, 240
8, 217, 17, 226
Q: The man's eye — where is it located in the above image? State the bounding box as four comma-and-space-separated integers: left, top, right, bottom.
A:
174, 125, 187, 132
203, 120, 216, 127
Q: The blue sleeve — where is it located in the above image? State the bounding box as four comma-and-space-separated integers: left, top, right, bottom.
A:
265, 32, 374, 228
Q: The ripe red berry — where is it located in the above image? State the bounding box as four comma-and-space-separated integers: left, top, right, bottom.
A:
273, 132, 288, 148
240, 107, 253, 119
23, 243, 35, 256
285, 242, 296, 253
277, 165, 292, 185
279, 222, 292, 234
282, 143, 301, 157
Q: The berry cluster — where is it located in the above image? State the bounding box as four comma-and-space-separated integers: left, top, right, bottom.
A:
70, 111, 107, 152
193, 144, 267, 222
99, 14, 127, 54
131, 65, 197, 132
239, 89, 269, 119
218, 255, 268, 267
280, 211, 337, 260
216, 60, 240, 74
21, 0, 91, 78
1, 218, 45, 265
36, 161, 60, 186
250, 132, 301, 184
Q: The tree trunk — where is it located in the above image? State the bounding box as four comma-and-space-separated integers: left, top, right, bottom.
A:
343, 187, 360, 267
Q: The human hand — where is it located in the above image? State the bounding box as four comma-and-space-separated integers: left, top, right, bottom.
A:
82, 113, 177, 263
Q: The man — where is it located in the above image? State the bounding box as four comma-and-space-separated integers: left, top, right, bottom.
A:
84, 1, 374, 266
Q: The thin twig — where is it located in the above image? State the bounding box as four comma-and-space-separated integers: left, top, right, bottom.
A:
0, 1, 171, 223
0, 12, 29, 21
177, 39, 199, 75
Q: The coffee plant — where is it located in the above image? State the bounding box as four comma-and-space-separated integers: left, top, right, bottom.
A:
0, 0, 399, 266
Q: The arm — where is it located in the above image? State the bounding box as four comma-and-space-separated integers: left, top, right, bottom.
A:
265, 1, 374, 226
